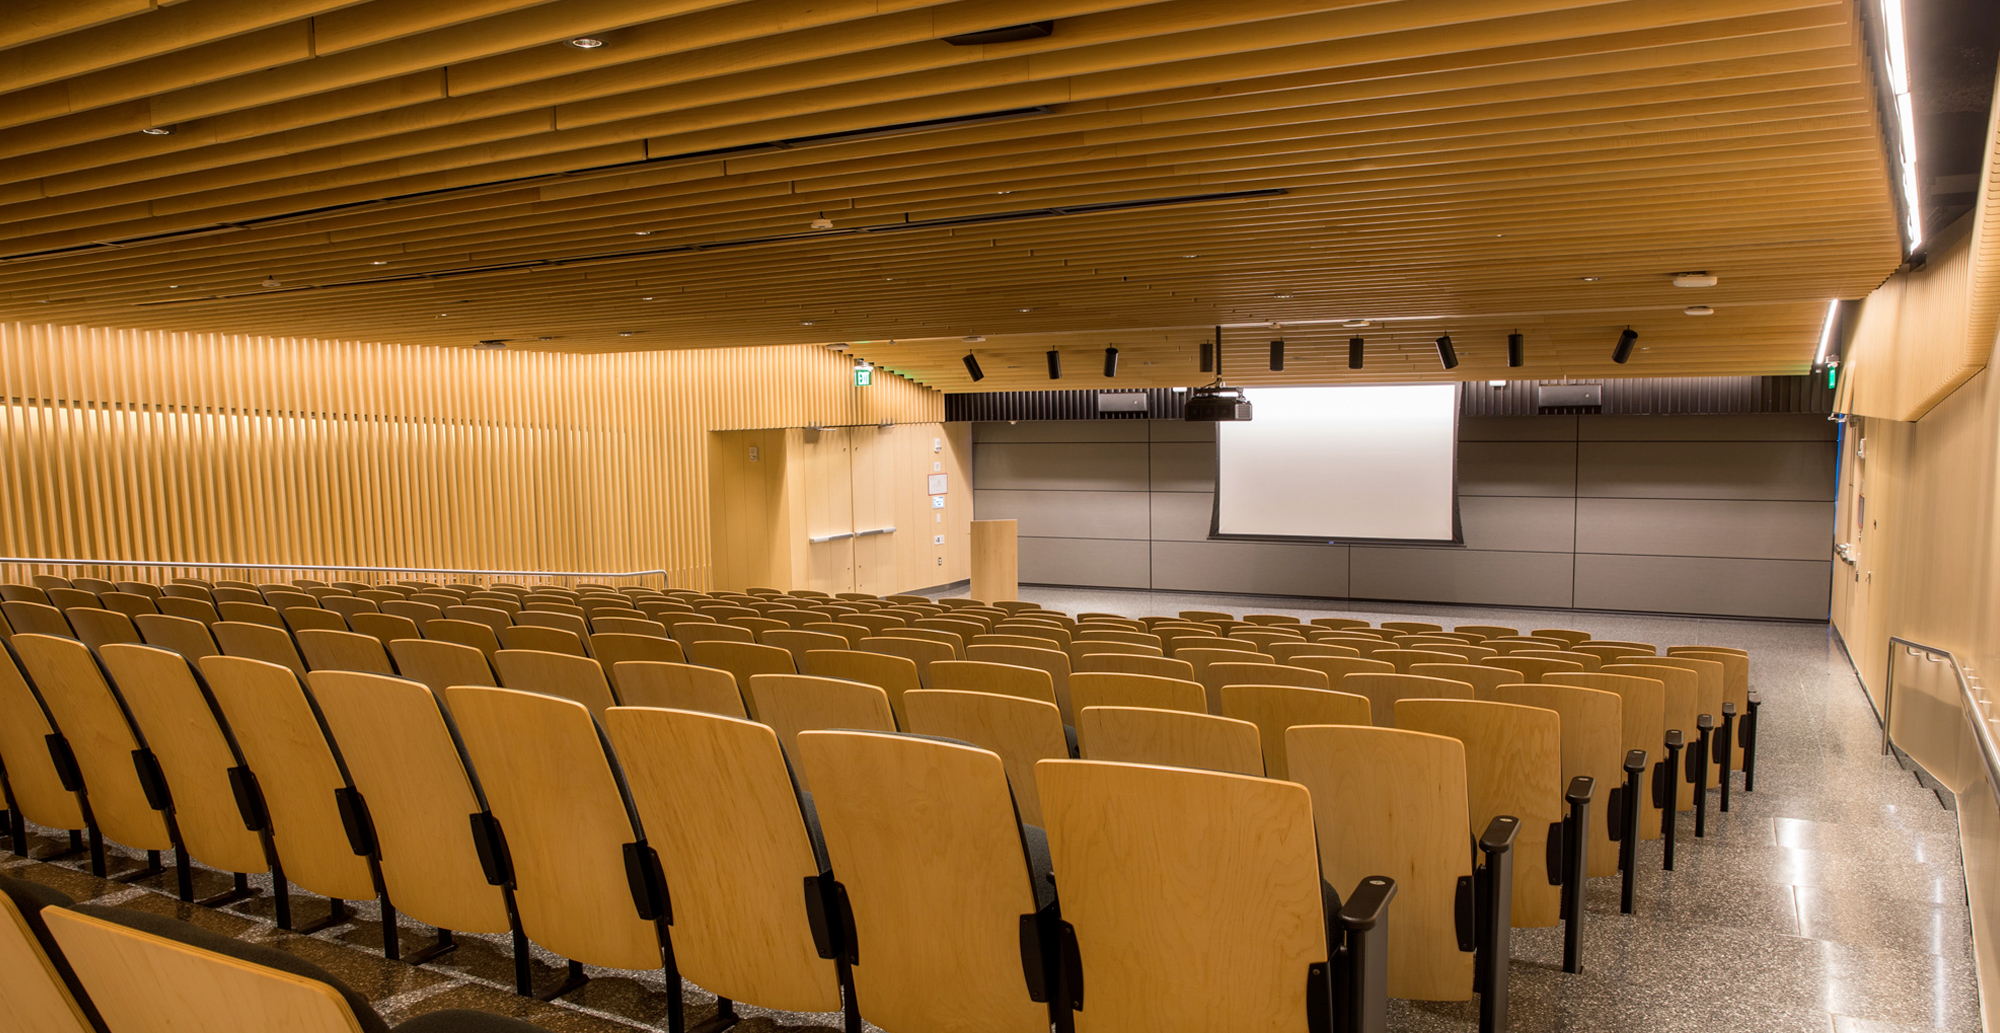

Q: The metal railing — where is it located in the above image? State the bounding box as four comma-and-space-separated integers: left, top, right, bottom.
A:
1882, 636, 1999, 793
0, 555, 674, 585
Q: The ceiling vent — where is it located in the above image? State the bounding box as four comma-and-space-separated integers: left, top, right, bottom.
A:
944, 22, 1054, 45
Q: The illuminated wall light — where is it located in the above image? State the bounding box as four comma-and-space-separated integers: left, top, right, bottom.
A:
962, 353, 985, 382
1814, 299, 1843, 368
1879, 0, 1923, 250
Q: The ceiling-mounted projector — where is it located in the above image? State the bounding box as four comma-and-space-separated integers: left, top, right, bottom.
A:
1185, 384, 1252, 421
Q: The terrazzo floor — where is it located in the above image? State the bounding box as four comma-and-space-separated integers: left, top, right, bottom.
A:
2, 586, 1979, 1033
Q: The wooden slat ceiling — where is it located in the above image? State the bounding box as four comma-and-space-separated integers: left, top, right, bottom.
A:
0, 0, 1904, 392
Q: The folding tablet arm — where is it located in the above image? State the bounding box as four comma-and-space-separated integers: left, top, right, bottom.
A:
1326, 875, 1397, 1033
1458, 814, 1519, 1033
1605, 749, 1648, 914
1549, 776, 1595, 975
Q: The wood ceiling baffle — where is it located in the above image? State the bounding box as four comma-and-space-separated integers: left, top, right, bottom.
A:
0, 0, 1902, 390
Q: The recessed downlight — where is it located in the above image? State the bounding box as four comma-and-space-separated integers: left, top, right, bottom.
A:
1579, 276, 1600, 282
139, 126, 175, 136
1684, 305, 1715, 316
370, 260, 389, 265
568, 37, 606, 48
1343, 319, 1369, 329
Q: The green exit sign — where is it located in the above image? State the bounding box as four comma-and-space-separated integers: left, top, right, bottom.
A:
854, 364, 872, 387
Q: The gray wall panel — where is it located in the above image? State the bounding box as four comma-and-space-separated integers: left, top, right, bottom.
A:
1577, 441, 1836, 501
973, 420, 1147, 442
1460, 441, 1576, 496
1575, 498, 1835, 561
1572, 554, 1831, 619
1459, 495, 1577, 552
974, 489, 1150, 540
1581, 414, 1837, 441
1461, 415, 1580, 441
973, 442, 1149, 491
1151, 540, 1348, 597
1149, 420, 1218, 442
1349, 547, 1575, 608
1150, 441, 1216, 492
1151, 492, 1215, 542
1019, 537, 1152, 589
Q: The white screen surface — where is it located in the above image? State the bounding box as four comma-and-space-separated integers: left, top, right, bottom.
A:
1214, 384, 1459, 541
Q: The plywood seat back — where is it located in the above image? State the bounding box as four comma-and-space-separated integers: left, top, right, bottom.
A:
1417, 643, 1501, 663
1071, 671, 1207, 715
515, 610, 591, 638
798, 649, 921, 727
295, 629, 395, 675
320, 597, 378, 621
1668, 648, 1750, 711
499, 624, 588, 657
1548, 671, 1667, 839
47, 588, 101, 611
798, 730, 1052, 1033
156, 597, 221, 625
1574, 643, 1655, 665
493, 649, 619, 716
1220, 685, 1371, 781
747, 674, 896, 791
925, 660, 1057, 706
1290, 654, 1397, 688
995, 623, 1069, 646
688, 640, 798, 703
877, 626, 964, 653
1480, 655, 1586, 682
1063, 640, 1163, 668
903, 690, 1070, 826
1407, 662, 1518, 694
602, 707, 842, 1013
97, 645, 268, 875
1284, 725, 1474, 1000
1073, 652, 1195, 682
1072, 628, 1158, 647
1513, 649, 1603, 671
305, 672, 510, 935
1477, 683, 1625, 876
135, 614, 221, 661
197, 656, 377, 902
844, 613, 908, 634
211, 621, 309, 678
1036, 760, 1327, 1032
64, 608, 143, 651
975, 633, 1059, 652
387, 638, 496, 697
4, 600, 74, 637
98, 592, 158, 619
421, 618, 503, 659
1077, 706, 1263, 776
1381, 621, 1444, 634
0, 584, 51, 604
1210, 661, 1328, 694
1378, 648, 1463, 673
610, 661, 747, 718
13, 635, 173, 851
1345, 672, 1476, 727
1452, 625, 1518, 640
380, 600, 444, 624
1395, 699, 1563, 927
0, 643, 86, 831
445, 687, 662, 970
280, 607, 347, 635
1636, 656, 1726, 724
1529, 629, 1591, 647
672, 622, 756, 647
1267, 642, 1359, 664
862, 635, 955, 684
0, 888, 94, 1033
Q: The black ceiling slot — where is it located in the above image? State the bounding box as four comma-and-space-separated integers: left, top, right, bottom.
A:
943, 22, 1054, 46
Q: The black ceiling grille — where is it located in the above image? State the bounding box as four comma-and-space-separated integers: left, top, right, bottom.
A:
948, 375, 1832, 421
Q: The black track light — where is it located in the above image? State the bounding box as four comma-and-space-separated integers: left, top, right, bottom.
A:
1103, 346, 1119, 377
1507, 332, 1525, 368
962, 353, 985, 381
1435, 335, 1459, 370
1046, 349, 1062, 379
1348, 336, 1364, 369
1269, 340, 1285, 371
1199, 341, 1214, 372
1612, 327, 1638, 364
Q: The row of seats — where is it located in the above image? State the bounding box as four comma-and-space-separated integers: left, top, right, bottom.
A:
0, 575, 1761, 1033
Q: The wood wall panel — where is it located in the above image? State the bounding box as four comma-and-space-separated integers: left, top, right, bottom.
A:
0, 321, 941, 588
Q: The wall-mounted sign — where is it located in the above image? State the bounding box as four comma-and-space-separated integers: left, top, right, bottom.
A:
927, 473, 948, 495
853, 363, 873, 387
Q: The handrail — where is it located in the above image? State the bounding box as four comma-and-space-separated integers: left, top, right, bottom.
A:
0, 555, 671, 584
1884, 635, 2000, 798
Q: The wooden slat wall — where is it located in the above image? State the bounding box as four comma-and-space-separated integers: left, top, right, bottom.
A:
0, 321, 941, 588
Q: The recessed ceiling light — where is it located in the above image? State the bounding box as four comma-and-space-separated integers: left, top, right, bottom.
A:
801, 320, 816, 326
1672, 271, 1719, 288
1684, 305, 1715, 316
1343, 319, 1369, 328
996, 190, 1014, 195
167, 284, 178, 289
1018, 308, 1033, 313
260, 276, 281, 287
1273, 292, 1294, 299
633, 230, 652, 236
618, 331, 637, 337
567, 37, 606, 48
538, 336, 555, 341
1181, 254, 1199, 258
642, 296, 655, 301
139, 126, 175, 136
1579, 276, 1600, 282
370, 260, 389, 265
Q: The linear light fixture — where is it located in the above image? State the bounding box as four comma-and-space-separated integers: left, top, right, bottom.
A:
1814, 300, 1842, 368
1880, 0, 1922, 250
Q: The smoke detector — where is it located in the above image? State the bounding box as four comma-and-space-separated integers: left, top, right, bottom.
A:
810, 217, 835, 230
1672, 271, 1719, 288
259, 276, 282, 288
961, 335, 986, 343
474, 340, 509, 350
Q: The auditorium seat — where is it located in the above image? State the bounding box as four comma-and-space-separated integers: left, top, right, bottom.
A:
1219, 685, 1371, 780
863, 634, 955, 684
0, 878, 96, 1033
1513, 648, 1604, 671
493, 649, 619, 715
1550, 671, 1671, 846
211, 620, 310, 678
1481, 655, 1585, 682
1077, 706, 1264, 776
1409, 662, 1523, 695
604, 706, 854, 1028
0, 643, 88, 854
424, 618, 505, 659
517, 610, 591, 638
3, 600, 74, 637
1346, 672, 1475, 727
12, 635, 178, 880
878, 625, 965, 653
447, 686, 671, 1002
296, 628, 396, 675
498, 624, 587, 656
155, 596, 221, 625
747, 674, 897, 790
97, 645, 268, 900
798, 730, 1063, 1033
1037, 759, 1392, 1031
388, 639, 498, 697
927, 659, 1059, 706
962, 643, 1072, 723
63, 608, 142, 651
1071, 670, 1208, 714
278, 607, 345, 636
198, 655, 380, 934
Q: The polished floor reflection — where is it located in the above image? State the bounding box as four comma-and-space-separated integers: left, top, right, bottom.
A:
2, 587, 1978, 1033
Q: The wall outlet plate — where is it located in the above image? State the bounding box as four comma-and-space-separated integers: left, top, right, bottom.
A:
931, 496, 945, 508
933, 535, 945, 545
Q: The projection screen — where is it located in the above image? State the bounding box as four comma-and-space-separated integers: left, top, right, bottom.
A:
1212, 383, 1461, 543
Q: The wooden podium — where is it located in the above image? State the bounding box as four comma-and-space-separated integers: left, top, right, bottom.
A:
969, 519, 1018, 603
